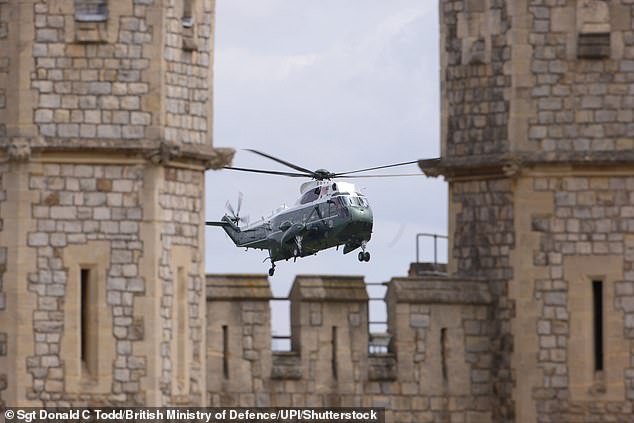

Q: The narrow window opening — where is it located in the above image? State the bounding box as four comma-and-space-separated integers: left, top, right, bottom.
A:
222, 325, 229, 379
75, 0, 108, 22
80, 269, 89, 365
331, 326, 338, 379
80, 268, 96, 378
440, 328, 448, 382
182, 0, 194, 28
592, 280, 604, 372
176, 266, 187, 387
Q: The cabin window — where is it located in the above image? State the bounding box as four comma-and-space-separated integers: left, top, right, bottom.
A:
75, 0, 108, 22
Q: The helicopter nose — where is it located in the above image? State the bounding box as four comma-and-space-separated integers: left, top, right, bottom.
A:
347, 207, 373, 238
350, 206, 373, 224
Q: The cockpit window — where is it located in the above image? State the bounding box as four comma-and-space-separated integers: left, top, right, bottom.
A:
349, 196, 368, 207
349, 197, 362, 207
300, 189, 320, 204
332, 194, 369, 208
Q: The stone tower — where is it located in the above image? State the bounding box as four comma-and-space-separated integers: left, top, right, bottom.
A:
0, 0, 232, 406
422, 0, 634, 421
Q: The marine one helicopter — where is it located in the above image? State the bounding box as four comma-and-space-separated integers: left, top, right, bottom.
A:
206, 150, 418, 276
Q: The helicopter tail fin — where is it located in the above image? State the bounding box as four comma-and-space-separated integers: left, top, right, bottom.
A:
205, 221, 232, 228
206, 216, 242, 246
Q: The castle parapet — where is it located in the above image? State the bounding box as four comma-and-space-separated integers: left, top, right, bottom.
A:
386, 277, 492, 305
206, 274, 272, 406
206, 272, 495, 421
385, 276, 493, 419
287, 276, 369, 401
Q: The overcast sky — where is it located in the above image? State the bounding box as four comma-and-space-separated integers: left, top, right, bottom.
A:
204, 1, 446, 337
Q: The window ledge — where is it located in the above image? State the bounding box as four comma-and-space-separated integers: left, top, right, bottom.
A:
182, 36, 198, 51
182, 26, 198, 51
74, 21, 108, 44
75, 13, 108, 23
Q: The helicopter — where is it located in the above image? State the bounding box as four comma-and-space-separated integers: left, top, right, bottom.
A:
206, 149, 419, 276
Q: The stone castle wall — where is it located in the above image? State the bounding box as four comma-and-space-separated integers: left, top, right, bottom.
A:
526, 174, 634, 421
525, 1, 634, 155
0, 161, 6, 405
0, 161, 208, 406
441, 0, 634, 160
429, 1, 634, 421
163, 0, 215, 145
442, 0, 511, 157
0, 0, 230, 407
25, 163, 146, 404
31, 0, 156, 141
26, 0, 213, 145
450, 179, 515, 421
0, 0, 7, 138
157, 167, 207, 405
206, 274, 493, 423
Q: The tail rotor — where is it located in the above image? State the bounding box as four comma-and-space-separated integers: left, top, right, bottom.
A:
225, 192, 248, 226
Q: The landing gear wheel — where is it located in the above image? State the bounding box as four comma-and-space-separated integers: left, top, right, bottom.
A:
363, 252, 370, 262
268, 266, 275, 276
358, 252, 364, 262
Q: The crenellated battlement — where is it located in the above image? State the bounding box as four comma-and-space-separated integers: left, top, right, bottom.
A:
206, 272, 494, 422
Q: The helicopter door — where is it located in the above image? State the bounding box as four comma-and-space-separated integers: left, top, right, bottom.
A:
320, 201, 334, 228
327, 198, 340, 218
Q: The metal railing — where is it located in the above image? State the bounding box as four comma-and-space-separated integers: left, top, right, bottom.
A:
269, 284, 392, 354
366, 282, 389, 354
416, 232, 448, 264
271, 297, 291, 351
272, 335, 291, 352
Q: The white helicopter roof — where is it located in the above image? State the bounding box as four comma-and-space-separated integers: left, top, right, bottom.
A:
299, 180, 357, 195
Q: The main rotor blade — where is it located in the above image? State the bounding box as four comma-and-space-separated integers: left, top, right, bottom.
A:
245, 149, 317, 176
224, 166, 312, 178
334, 160, 419, 176
336, 173, 423, 178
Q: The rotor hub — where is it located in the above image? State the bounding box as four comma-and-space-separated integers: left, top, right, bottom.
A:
313, 169, 335, 180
